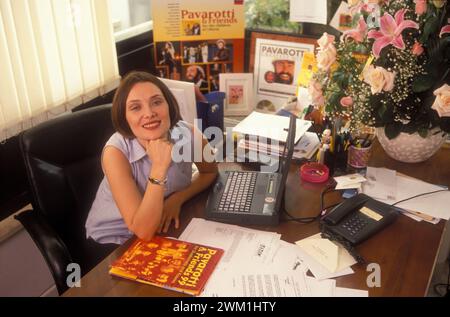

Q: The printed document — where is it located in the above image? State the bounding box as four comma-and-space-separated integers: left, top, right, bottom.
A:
290, 0, 327, 24
232, 111, 312, 143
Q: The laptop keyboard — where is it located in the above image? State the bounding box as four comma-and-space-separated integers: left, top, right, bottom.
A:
218, 171, 257, 213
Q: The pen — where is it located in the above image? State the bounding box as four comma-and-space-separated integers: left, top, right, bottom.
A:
361, 134, 370, 147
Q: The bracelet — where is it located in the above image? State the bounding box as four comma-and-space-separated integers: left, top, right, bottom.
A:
148, 176, 168, 186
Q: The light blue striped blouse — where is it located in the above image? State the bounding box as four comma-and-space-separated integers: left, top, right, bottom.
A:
85, 121, 194, 245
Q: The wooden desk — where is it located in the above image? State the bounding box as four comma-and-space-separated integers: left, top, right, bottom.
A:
64, 141, 449, 297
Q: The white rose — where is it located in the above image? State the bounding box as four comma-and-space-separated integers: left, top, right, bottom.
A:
317, 46, 337, 71
317, 32, 335, 50
363, 65, 396, 94
432, 84, 450, 117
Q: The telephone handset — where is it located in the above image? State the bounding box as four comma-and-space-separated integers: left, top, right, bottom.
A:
320, 193, 398, 245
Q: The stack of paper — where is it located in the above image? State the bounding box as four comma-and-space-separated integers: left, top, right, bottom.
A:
334, 173, 367, 191
232, 111, 312, 143
237, 132, 320, 161
362, 167, 397, 200
179, 218, 368, 297
362, 167, 450, 223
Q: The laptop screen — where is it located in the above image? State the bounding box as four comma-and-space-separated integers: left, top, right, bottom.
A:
275, 115, 296, 211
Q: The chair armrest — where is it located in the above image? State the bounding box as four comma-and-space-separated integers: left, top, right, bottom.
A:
15, 210, 73, 295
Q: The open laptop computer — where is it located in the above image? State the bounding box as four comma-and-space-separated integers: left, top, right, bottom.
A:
205, 115, 296, 226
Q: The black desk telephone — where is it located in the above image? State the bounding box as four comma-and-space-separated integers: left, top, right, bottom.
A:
320, 193, 398, 245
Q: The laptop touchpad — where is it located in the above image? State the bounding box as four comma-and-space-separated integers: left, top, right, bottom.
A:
257, 185, 266, 195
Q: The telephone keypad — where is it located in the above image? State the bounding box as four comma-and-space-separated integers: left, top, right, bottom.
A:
342, 215, 369, 236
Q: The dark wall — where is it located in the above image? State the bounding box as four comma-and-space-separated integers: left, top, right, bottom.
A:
116, 30, 156, 76
0, 137, 29, 219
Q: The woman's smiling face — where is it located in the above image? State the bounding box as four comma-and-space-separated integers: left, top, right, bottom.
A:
125, 82, 171, 143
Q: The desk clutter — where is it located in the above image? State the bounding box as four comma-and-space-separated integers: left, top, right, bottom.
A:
178, 218, 368, 297
300, 162, 329, 183
315, 117, 376, 175
334, 167, 450, 224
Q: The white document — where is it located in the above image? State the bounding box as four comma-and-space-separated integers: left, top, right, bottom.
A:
362, 167, 397, 200
296, 234, 357, 273
392, 177, 450, 220
374, 174, 450, 220
232, 111, 312, 143
181, 219, 368, 297
201, 270, 310, 297
333, 287, 369, 297
335, 183, 362, 191
202, 258, 335, 297
265, 240, 310, 274
334, 173, 367, 187
305, 276, 336, 297
295, 234, 355, 280
179, 218, 281, 269
290, 0, 327, 25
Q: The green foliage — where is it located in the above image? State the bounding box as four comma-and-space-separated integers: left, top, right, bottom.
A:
413, 75, 435, 93
385, 123, 402, 140
245, 0, 302, 33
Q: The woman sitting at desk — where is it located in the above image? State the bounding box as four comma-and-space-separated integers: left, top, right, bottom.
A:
85, 71, 218, 245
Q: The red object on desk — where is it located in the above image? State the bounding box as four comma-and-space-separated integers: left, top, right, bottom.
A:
300, 163, 329, 183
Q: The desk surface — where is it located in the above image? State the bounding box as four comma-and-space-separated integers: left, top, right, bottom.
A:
64, 140, 449, 297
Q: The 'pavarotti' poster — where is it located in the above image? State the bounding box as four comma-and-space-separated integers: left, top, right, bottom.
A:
151, 0, 245, 93
253, 39, 314, 112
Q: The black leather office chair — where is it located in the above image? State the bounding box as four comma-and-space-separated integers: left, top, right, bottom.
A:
15, 104, 118, 295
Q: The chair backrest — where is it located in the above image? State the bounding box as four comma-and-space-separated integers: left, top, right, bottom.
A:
20, 104, 115, 268
159, 77, 197, 125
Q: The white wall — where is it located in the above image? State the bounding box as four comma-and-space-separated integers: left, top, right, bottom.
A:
109, 0, 152, 33
109, 0, 131, 32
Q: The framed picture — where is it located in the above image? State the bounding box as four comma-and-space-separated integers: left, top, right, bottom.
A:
247, 31, 317, 112
219, 73, 254, 116
156, 66, 169, 79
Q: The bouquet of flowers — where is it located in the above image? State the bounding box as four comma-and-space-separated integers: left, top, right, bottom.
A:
310, 0, 450, 139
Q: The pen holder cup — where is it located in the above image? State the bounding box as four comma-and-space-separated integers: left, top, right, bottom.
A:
347, 144, 372, 169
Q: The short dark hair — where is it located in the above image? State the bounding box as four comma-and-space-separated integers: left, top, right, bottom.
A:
111, 71, 182, 138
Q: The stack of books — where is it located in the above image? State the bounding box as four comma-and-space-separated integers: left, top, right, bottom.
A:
232, 111, 312, 143
232, 111, 318, 163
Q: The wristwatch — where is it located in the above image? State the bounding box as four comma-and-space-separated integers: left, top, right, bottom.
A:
148, 176, 168, 186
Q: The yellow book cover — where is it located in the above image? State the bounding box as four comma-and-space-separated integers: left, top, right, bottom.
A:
297, 52, 317, 89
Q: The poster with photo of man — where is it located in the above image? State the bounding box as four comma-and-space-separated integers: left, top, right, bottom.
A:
182, 65, 209, 91
179, 39, 234, 92
253, 38, 315, 111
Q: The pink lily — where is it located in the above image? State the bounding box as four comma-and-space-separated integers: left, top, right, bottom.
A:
440, 25, 450, 38
343, 16, 368, 43
368, 9, 419, 58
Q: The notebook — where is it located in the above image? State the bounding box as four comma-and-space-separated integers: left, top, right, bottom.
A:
204, 115, 296, 226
